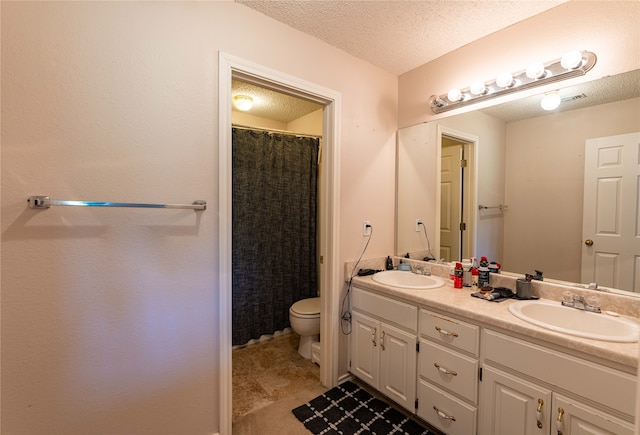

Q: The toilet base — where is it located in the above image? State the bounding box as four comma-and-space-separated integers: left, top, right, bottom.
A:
311, 341, 321, 365
297, 334, 319, 359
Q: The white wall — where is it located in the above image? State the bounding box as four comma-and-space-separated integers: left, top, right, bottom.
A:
1, 2, 397, 433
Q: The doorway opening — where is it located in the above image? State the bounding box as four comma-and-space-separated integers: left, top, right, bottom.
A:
218, 52, 342, 435
437, 126, 478, 262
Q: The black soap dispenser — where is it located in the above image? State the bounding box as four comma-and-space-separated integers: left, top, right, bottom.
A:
386, 256, 394, 270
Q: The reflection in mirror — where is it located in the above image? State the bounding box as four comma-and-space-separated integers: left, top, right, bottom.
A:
396, 69, 640, 296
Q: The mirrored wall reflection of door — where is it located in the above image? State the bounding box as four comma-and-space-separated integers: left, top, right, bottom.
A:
581, 132, 640, 292
440, 136, 471, 262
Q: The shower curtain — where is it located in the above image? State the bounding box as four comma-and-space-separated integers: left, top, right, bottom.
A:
232, 127, 319, 346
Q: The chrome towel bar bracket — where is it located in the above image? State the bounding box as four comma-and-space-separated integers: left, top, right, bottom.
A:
28, 196, 206, 211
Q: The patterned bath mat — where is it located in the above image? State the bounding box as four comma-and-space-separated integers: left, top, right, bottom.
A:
292, 381, 432, 434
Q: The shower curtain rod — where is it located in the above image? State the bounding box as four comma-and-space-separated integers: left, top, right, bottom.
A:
232, 124, 323, 139
27, 196, 206, 211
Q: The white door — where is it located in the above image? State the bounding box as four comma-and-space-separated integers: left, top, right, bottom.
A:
350, 311, 380, 388
479, 367, 551, 435
441, 143, 463, 262
582, 132, 640, 292
379, 322, 417, 412
553, 394, 634, 435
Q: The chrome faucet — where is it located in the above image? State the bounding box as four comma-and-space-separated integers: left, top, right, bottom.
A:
412, 265, 431, 276
561, 294, 601, 313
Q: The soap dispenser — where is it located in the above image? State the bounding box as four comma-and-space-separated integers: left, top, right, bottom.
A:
385, 256, 394, 270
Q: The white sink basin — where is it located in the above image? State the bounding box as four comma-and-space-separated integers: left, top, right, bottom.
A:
371, 270, 445, 290
508, 299, 640, 342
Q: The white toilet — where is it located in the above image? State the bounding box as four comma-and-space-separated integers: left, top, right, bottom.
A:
289, 297, 320, 359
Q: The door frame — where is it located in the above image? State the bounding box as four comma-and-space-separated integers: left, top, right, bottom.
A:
436, 125, 478, 261
218, 52, 342, 435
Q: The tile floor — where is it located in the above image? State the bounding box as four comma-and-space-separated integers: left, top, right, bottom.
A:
232, 332, 322, 423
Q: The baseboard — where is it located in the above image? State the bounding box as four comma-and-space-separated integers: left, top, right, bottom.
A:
337, 373, 353, 384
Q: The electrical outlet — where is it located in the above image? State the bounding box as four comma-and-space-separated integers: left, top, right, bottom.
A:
363, 220, 371, 236
416, 219, 423, 232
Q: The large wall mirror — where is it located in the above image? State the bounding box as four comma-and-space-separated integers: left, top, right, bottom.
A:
397, 69, 640, 296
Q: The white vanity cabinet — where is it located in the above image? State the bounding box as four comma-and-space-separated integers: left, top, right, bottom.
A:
350, 287, 418, 412
416, 309, 479, 435
480, 329, 635, 435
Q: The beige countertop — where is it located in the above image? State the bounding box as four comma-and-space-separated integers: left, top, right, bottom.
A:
350, 273, 639, 372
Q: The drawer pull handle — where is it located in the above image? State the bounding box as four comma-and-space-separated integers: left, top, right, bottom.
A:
536, 398, 544, 429
433, 405, 456, 421
371, 327, 377, 347
435, 326, 458, 337
434, 362, 457, 376
381, 330, 386, 351
556, 407, 564, 435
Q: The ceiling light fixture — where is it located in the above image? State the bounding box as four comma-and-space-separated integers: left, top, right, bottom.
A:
540, 92, 562, 111
233, 95, 254, 111
429, 50, 596, 114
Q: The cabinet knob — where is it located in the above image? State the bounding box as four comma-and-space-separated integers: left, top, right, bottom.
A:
380, 330, 386, 351
371, 327, 377, 347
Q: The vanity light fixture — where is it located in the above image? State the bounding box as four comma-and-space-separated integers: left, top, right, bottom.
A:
233, 95, 254, 111
429, 50, 597, 114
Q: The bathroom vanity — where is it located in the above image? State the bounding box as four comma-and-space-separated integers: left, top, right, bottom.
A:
348, 266, 638, 435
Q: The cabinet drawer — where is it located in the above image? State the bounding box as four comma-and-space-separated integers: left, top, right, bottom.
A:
420, 309, 479, 356
419, 340, 478, 403
417, 379, 477, 435
484, 329, 637, 417
352, 287, 418, 332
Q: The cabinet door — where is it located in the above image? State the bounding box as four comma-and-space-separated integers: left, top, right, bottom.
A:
553, 393, 634, 435
480, 367, 551, 435
379, 322, 417, 412
350, 310, 380, 388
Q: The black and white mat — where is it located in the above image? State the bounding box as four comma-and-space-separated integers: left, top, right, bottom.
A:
292, 381, 433, 434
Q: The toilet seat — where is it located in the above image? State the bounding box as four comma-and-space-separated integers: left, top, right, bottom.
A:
290, 297, 320, 318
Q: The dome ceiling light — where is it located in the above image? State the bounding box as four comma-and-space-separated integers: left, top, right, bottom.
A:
233, 95, 254, 111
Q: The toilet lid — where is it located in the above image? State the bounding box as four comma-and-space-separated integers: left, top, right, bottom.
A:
291, 297, 320, 315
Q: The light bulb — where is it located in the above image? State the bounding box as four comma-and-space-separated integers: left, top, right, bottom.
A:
561, 50, 583, 70
469, 81, 488, 96
233, 95, 253, 111
496, 72, 515, 88
526, 62, 547, 80
447, 88, 463, 102
541, 92, 561, 111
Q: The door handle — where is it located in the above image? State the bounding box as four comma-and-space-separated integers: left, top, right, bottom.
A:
585, 239, 594, 246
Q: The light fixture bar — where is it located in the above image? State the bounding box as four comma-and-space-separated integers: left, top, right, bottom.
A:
429, 50, 596, 114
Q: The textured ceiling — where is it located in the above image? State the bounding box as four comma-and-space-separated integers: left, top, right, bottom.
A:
236, 0, 569, 75
231, 0, 638, 124
232, 79, 322, 123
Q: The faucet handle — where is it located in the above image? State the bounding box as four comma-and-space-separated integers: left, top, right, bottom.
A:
585, 295, 602, 312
